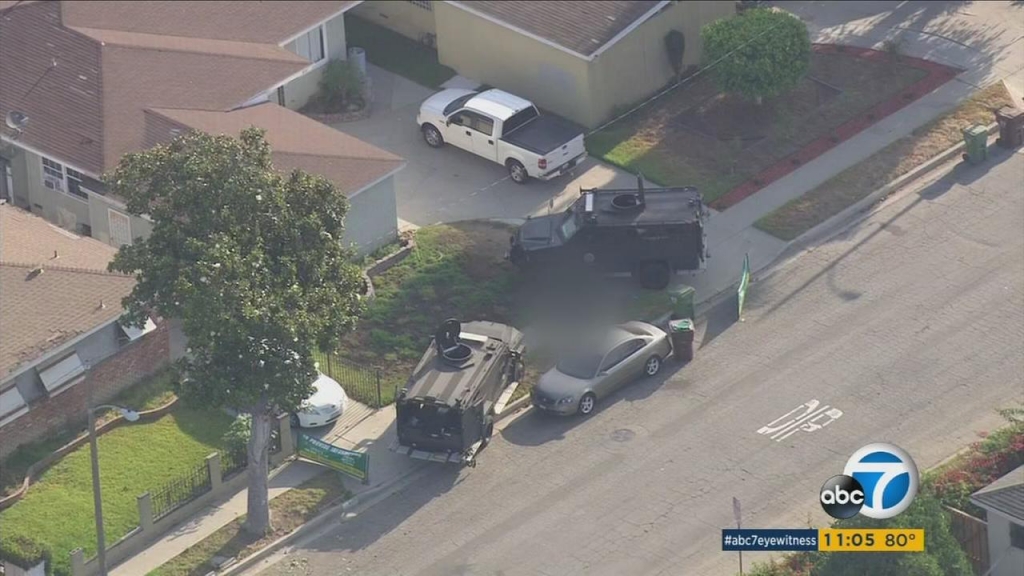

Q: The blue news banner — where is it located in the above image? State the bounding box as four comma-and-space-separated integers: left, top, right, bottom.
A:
722, 529, 819, 552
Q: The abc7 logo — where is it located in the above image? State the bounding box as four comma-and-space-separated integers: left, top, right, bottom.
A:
820, 443, 919, 520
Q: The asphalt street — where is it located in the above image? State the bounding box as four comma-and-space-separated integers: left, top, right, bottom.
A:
255, 148, 1024, 576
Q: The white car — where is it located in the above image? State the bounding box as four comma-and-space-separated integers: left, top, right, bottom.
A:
416, 88, 586, 184
293, 373, 349, 428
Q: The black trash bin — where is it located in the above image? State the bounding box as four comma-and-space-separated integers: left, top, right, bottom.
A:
668, 318, 695, 363
996, 106, 1024, 149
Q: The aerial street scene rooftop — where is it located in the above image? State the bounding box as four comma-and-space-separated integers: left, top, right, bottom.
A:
0, 2, 1022, 576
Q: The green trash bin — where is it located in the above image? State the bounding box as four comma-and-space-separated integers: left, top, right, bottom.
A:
668, 318, 694, 363
962, 125, 989, 165
668, 285, 696, 321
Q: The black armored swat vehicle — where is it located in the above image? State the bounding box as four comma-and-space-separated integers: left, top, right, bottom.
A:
392, 319, 525, 466
507, 176, 709, 289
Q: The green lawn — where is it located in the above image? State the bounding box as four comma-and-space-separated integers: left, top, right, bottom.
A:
0, 408, 233, 576
345, 14, 456, 89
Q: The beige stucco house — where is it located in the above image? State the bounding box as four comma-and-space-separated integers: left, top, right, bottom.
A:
353, 0, 734, 128
0, 1, 402, 256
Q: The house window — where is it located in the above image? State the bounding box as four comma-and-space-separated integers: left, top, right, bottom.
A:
42, 157, 64, 192
40, 156, 88, 200
407, 0, 432, 10
1012, 522, 1024, 550
66, 167, 85, 198
0, 386, 30, 428
37, 352, 86, 396
294, 26, 325, 63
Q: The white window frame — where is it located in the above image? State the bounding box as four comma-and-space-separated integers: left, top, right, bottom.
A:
38, 352, 86, 396
42, 157, 65, 192
40, 156, 88, 201
0, 386, 30, 428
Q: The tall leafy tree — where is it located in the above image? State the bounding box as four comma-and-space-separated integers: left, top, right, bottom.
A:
107, 128, 364, 535
701, 8, 811, 104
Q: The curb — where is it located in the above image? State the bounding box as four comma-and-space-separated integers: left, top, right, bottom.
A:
495, 395, 532, 423
223, 396, 533, 575
786, 121, 1000, 254
686, 122, 1002, 318
221, 466, 427, 576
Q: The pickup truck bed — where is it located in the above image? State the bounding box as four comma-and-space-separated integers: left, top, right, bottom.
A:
502, 115, 585, 156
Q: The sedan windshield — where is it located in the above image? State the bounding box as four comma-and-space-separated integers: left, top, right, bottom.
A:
443, 94, 475, 116
557, 353, 601, 379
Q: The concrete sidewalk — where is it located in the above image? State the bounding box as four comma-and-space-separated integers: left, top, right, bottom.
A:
110, 409, 423, 576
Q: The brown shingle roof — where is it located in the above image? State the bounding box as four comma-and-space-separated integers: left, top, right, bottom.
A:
148, 104, 405, 196
60, 1, 357, 44
69, 27, 309, 63
0, 205, 134, 379
100, 45, 306, 170
0, 0, 105, 174
0, 1, 364, 176
450, 1, 662, 57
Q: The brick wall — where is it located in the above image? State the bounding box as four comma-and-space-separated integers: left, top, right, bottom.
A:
0, 322, 171, 459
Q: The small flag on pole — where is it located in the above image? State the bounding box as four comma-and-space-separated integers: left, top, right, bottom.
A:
738, 253, 750, 319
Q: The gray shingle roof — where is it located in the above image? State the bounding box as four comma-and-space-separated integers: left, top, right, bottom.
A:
971, 465, 1024, 522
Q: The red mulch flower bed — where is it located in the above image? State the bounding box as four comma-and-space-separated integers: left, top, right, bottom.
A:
709, 44, 961, 210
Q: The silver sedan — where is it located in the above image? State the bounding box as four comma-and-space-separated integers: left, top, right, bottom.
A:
532, 321, 672, 416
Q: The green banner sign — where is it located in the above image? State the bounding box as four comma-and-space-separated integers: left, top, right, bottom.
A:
298, 434, 369, 484
738, 253, 751, 319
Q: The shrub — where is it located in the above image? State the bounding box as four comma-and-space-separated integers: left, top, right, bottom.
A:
701, 8, 811, 104
221, 414, 252, 453
664, 30, 686, 80
317, 59, 364, 111
0, 534, 53, 575
815, 492, 971, 576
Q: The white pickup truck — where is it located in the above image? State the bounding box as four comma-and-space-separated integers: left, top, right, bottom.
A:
416, 88, 587, 184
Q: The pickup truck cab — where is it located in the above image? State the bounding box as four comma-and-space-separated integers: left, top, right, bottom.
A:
417, 88, 587, 184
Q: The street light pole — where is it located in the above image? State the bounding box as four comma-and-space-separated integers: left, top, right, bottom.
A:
87, 407, 108, 576
87, 405, 140, 576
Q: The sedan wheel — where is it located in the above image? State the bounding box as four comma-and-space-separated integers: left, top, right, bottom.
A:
644, 355, 661, 377
578, 392, 597, 416
290, 413, 300, 428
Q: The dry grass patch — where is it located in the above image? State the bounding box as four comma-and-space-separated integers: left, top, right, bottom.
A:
756, 82, 1014, 240
149, 472, 348, 576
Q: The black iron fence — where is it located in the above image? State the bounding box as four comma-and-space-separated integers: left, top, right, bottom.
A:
221, 446, 247, 480
312, 350, 385, 408
151, 461, 212, 521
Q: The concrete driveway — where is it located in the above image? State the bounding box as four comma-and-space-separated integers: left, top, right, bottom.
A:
333, 65, 645, 227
